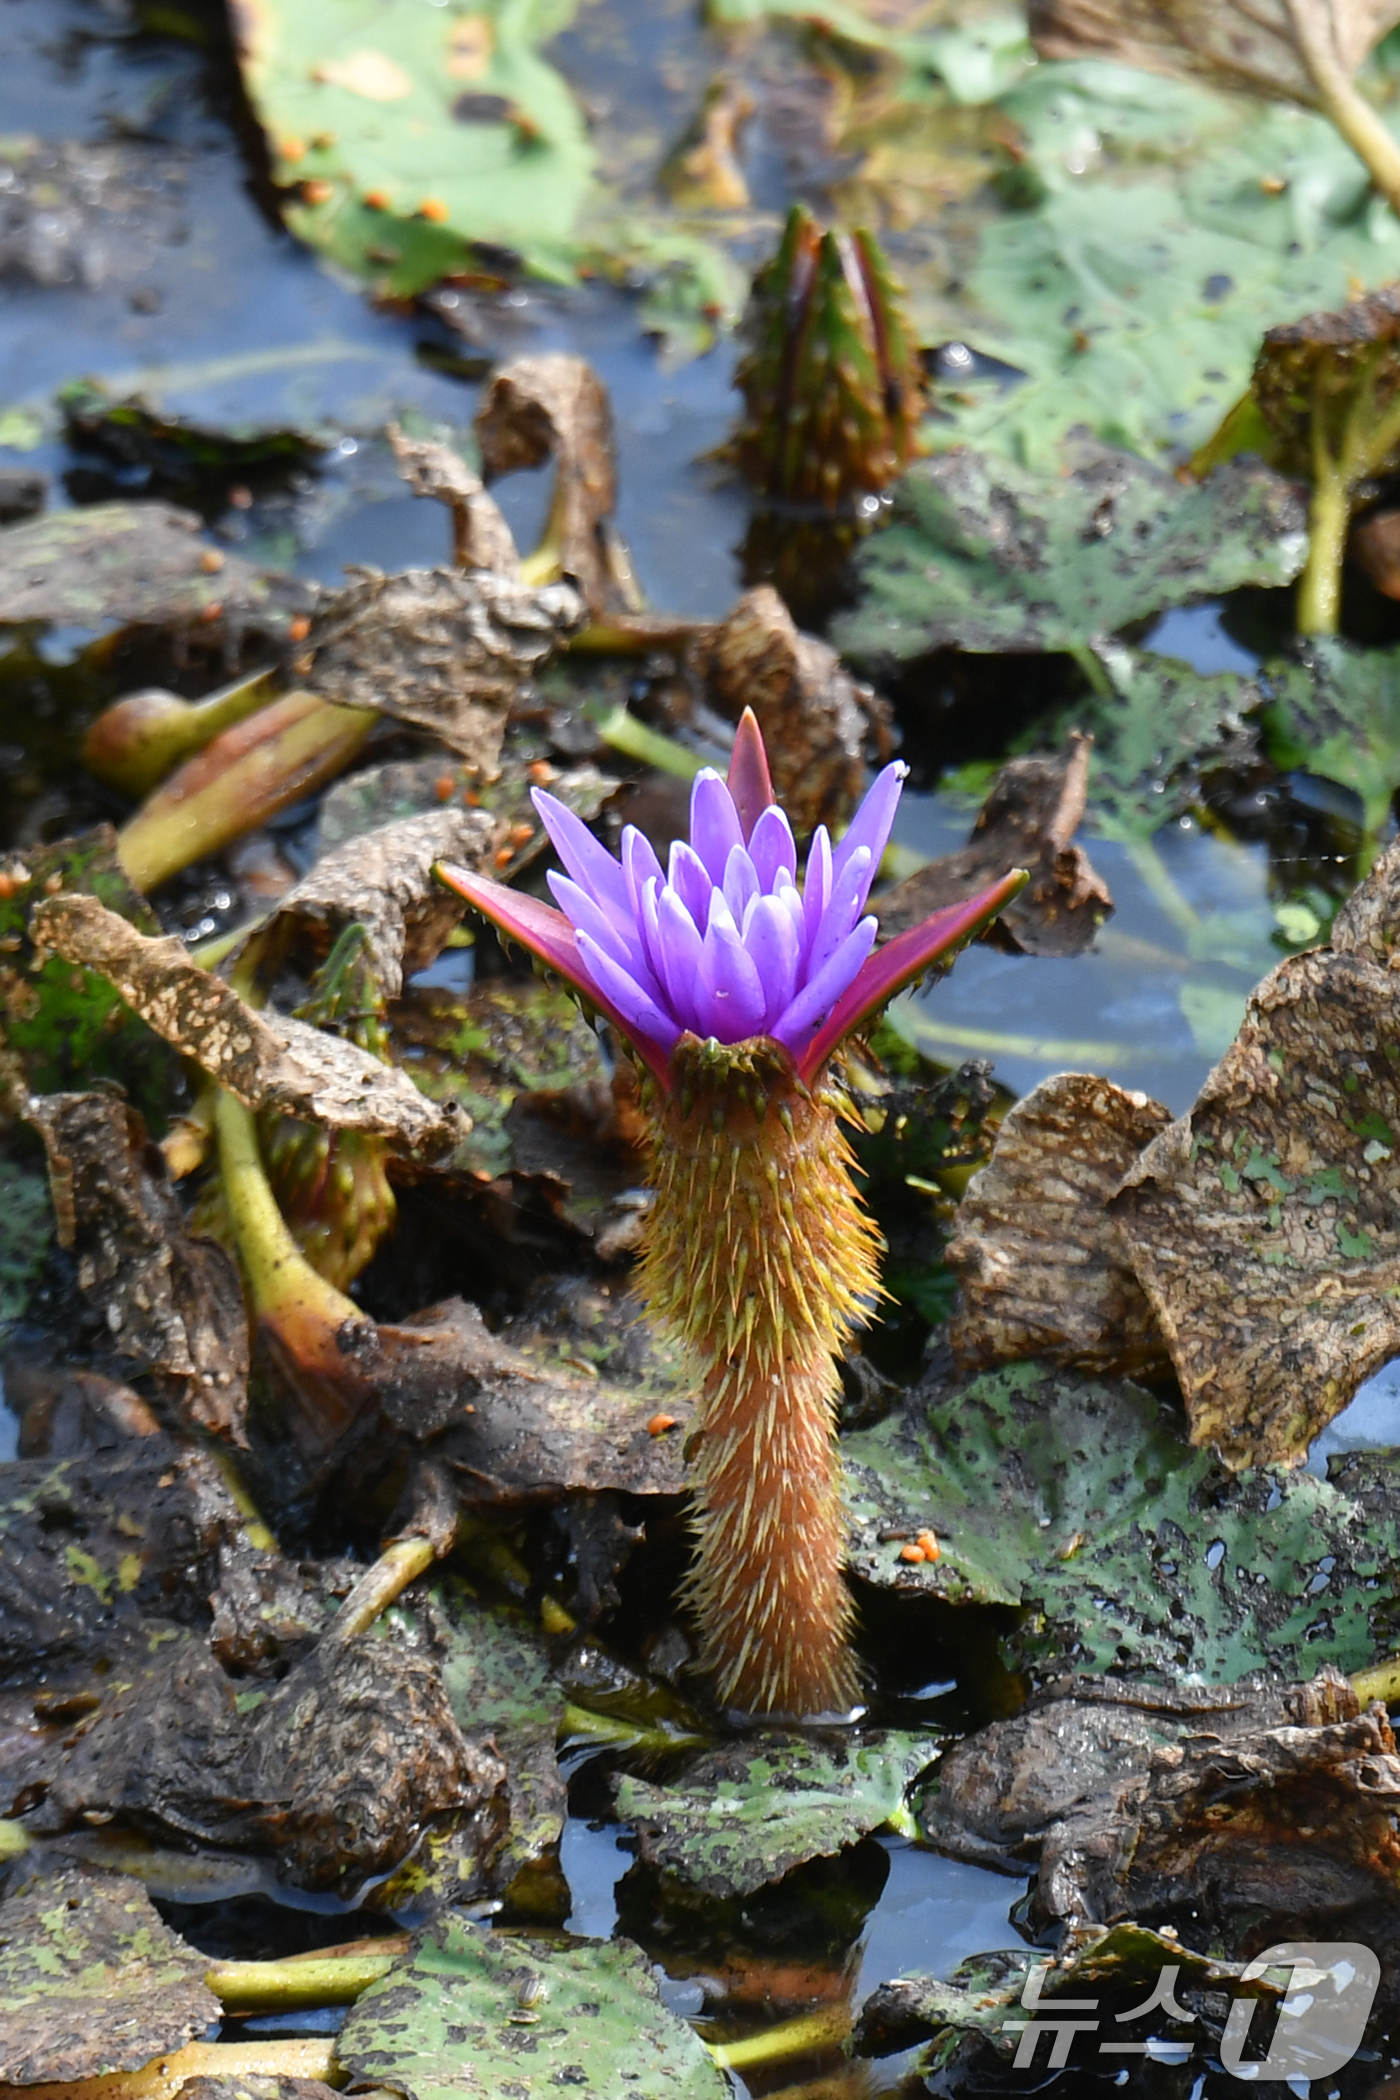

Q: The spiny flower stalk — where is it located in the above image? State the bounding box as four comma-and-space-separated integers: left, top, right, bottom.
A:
439, 712, 1024, 1717
730, 205, 925, 515
260, 925, 397, 1291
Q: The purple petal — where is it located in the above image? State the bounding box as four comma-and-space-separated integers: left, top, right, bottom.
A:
802, 826, 833, 959
808, 846, 872, 976
749, 805, 797, 893
690, 771, 745, 884
532, 789, 630, 930
831, 762, 907, 913
772, 917, 878, 1054
621, 825, 665, 921
726, 707, 776, 840
668, 841, 714, 934
743, 894, 800, 1032
548, 872, 648, 978
796, 867, 1030, 1082
576, 930, 683, 1052
638, 874, 669, 991
699, 909, 767, 1041
722, 843, 760, 926
656, 884, 706, 1027
435, 862, 675, 1088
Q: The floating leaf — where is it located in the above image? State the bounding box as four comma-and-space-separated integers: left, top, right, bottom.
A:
1061, 644, 1265, 840
0, 500, 305, 632
834, 448, 1306, 664
843, 1360, 1400, 1684
614, 1731, 938, 1899
337, 1915, 728, 2099
1258, 635, 1400, 838
0, 1865, 220, 2083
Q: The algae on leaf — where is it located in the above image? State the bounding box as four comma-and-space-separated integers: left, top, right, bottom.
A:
834, 447, 1306, 664
615, 1731, 939, 1899
843, 1361, 1400, 1685
1258, 635, 1400, 841
338, 1916, 728, 2100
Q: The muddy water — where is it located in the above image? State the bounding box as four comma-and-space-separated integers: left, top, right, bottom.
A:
0, 0, 1391, 2077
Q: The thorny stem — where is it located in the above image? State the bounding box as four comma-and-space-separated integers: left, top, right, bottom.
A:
705, 2006, 851, 2072
1286, 0, 1400, 218
7, 2038, 340, 2100
207, 1940, 407, 2011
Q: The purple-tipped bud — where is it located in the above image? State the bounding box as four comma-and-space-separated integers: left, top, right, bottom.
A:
439, 707, 1028, 1087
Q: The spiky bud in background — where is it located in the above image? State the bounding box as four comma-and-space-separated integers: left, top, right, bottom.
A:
441, 716, 1023, 1716
260, 924, 397, 1291
730, 205, 925, 515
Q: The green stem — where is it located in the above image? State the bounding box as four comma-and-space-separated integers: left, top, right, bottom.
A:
208, 1944, 404, 2012
330, 1536, 439, 1645
705, 2007, 850, 2073
1352, 1656, 1400, 1705
588, 703, 706, 781
559, 1703, 708, 1755
1286, 0, 1400, 216
13, 2037, 340, 2100
82, 666, 278, 798
1297, 457, 1350, 636
1066, 640, 1114, 700
216, 1093, 361, 1333
1123, 837, 1200, 936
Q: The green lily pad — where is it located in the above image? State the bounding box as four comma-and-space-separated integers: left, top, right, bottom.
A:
843, 1361, 1400, 1685
433, 1580, 567, 1882
1257, 637, 1400, 842
833, 449, 1305, 665
614, 1730, 939, 1899
0, 1865, 220, 2084
337, 1915, 727, 2099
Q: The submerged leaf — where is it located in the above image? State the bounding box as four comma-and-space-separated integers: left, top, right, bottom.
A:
338, 1916, 728, 2099
843, 1360, 1400, 1685
0, 1865, 220, 2083
615, 1731, 939, 1899
835, 447, 1306, 664
1258, 635, 1400, 837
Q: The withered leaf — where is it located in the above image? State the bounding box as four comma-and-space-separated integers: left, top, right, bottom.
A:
0, 1865, 220, 2084
302, 565, 585, 770
877, 736, 1113, 958
945, 1072, 1171, 1377
474, 353, 619, 618
388, 422, 521, 578
693, 585, 890, 834
1030, 0, 1400, 110
1112, 934, 1400, 1467
246, 803, 497, 1000
30, 894, 460, 1151
24, 1090, 249, 1440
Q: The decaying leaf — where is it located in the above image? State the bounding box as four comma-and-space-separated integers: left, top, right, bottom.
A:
854, 1921, 1282, 2078
388, 424, 521, 578
834, 447, 1307, 664
843, 1360, 1400, 1685
60, 378, 326, 491
691, 585, 890, 834
944, 1073, 1171, 1376
30, 894, 460, 1151
302, 566, 585, 769
24, 1090, 249, 1441
0, 1864, 220, 2084
338, 1916, 728, 2100
0, 500, 308, 635
876, 736, 1113, 958
1111, 899, 1400, 1465
475, 355, 620, 618
246, 804, 496, 1001
660, 77, 754, 210
614, 1731, 939, 1899
1029, 0, 1400, 109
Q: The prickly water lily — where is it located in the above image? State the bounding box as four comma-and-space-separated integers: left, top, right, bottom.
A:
440, 714, 1024, 1717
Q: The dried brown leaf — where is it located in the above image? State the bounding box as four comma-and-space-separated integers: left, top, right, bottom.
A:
693, 585, 890, 834
0, 1865, 221, 2084
1113, 941, 1400, 1467
246, 803, 497, 999
1030, 0, 1400, 107
945, 1073, 1171, 1377
388, 423, 522, 578
24, 1090, 249, 1440
474, 354, 619, 617
30, 893, 460, 1150
302, 566, 585, 769
878, 737, 1113, 958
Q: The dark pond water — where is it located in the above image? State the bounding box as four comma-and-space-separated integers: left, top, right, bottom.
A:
3, 3, 1400, 2094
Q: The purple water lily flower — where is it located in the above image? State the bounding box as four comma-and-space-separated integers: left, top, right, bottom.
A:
439, 711, 1025, 1089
